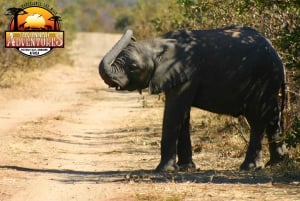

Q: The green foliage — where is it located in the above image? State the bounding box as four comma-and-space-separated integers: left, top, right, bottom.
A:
59, 0, 136, 32
286, 116, 300, 148
114, 0, 183, 38
115, 14, 134, 31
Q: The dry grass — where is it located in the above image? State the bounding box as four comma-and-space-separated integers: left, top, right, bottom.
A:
0, 48, 73, 87
135, 192, 185, 201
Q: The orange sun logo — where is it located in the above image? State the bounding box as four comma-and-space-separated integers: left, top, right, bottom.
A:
7, 6, 61, 31
5, 3, 64, 57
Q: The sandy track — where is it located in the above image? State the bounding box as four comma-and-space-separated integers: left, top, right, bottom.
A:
0, 32, 299, 201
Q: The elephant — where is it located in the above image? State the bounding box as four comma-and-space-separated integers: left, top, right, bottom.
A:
98, 26, 288, 172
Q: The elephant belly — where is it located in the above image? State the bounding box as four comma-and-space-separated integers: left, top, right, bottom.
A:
192, 82, 247, 117
193, 97, 243, 117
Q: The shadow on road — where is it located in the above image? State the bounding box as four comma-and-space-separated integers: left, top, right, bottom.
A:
1, 165, 299, 185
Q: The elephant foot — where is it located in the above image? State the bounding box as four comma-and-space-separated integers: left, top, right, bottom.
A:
266, 144, 289, 167
240, 159, 264, 171
177, 160, 196, 172
155, 159, 179, 172
266, 153, 289, 167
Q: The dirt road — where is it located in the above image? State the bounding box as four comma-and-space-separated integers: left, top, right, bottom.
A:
0, 33, 299, 201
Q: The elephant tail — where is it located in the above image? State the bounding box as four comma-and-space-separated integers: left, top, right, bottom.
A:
280, 73, 287, 134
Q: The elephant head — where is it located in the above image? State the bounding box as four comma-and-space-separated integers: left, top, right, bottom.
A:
99, 30, 156, 93
99, 30, 134, 89
99, 29, 196, 94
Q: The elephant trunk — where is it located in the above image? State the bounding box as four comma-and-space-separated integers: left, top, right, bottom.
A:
99, 29, 133, 88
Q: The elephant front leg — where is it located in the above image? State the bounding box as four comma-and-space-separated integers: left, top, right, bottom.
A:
177, 109, 196, 171
155, 108, 181, 172
156, 111, 195, 172
155, 82, 194, 172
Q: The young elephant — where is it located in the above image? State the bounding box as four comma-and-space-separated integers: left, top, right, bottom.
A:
99, 26, 288, 172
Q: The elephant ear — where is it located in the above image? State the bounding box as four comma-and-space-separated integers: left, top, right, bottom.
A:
149, 58, 196, 94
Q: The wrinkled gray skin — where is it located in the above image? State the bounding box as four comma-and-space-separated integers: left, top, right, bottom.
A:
99, 26, 288, 172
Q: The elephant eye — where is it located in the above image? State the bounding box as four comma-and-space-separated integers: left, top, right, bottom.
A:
129, 63, 138, 71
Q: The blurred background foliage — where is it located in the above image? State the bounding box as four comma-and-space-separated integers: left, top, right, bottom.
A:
1, 0, 299, 149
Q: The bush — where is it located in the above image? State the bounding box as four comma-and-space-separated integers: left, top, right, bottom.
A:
286, 116, 300, 148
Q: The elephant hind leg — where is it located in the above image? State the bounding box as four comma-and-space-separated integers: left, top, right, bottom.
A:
240, 124, 265, 170
241, 97, 288, 170
240, 98, 268, 170
265, 105, 288, 166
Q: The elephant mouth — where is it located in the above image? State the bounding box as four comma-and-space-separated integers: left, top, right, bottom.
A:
113, 82, 129, 91
115, 81, 142, 93
115, 85, 132, 91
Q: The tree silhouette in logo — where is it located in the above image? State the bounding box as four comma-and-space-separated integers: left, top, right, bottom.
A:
48, 15, 62, 31
5, 8, 28, 31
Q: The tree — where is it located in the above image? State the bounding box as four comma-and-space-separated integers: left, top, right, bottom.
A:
5, 7, 28, 31
48, 15, 62, 31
